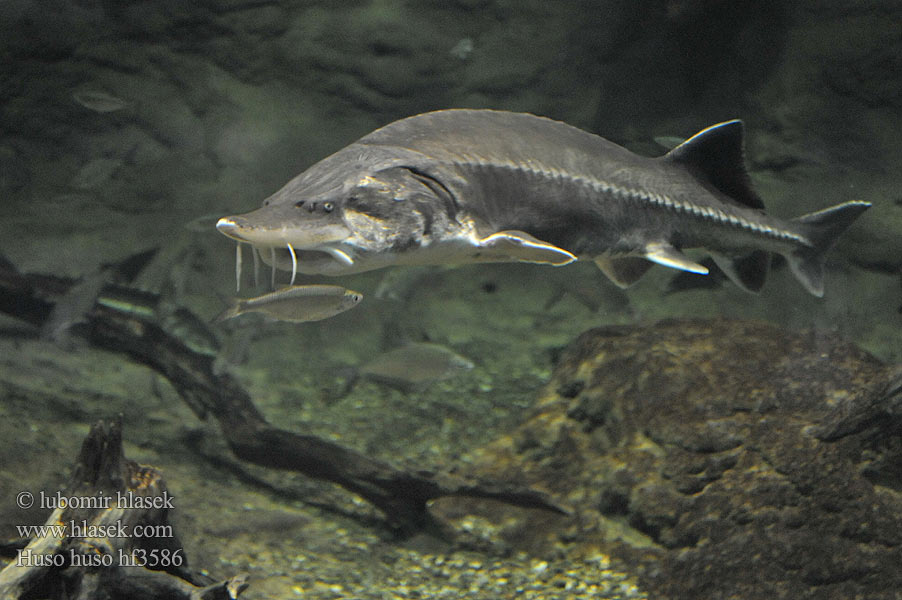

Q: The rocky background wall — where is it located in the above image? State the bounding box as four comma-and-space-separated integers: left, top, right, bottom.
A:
2, 1, 900, 274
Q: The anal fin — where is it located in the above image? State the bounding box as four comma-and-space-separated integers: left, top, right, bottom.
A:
594, 256, 653, 288
476, 231, 576, 265
644, 242, 709, 274
710, 250, 770, 293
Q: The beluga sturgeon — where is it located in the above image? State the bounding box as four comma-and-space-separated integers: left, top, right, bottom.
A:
216, 109, 870, 296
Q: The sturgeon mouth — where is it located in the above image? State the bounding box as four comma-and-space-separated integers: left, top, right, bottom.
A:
265, 245, 354, 271
216, 216, 351, 246
216, 215, 355, 290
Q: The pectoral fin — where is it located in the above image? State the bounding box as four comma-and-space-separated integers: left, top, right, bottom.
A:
644, 243, 709, 274
594, 256, 653, 288
476, 231, 576, 265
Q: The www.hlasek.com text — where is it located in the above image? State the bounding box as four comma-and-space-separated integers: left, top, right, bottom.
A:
16, 519, 173, 540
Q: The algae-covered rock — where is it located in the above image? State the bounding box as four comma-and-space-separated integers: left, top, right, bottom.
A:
459, 319, 902, 600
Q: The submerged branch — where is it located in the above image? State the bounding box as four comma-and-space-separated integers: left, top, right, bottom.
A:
0, 418, 248, 600
0, 260, 564, 534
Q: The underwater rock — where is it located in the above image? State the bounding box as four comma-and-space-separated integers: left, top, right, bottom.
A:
463, 319, 902, 600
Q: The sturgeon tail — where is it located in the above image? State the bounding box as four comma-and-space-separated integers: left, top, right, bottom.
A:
786, 200, 871, 297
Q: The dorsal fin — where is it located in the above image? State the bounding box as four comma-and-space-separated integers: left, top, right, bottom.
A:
664, 120, 765, 211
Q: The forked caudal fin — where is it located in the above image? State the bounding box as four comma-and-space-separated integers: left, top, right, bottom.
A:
666, 121, 870, 296
787, 200, 871, 297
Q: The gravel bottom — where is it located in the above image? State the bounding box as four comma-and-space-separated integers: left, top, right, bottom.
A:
234, 546, 646, 600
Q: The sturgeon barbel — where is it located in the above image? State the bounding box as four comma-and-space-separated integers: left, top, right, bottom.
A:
216, 109, 870, 296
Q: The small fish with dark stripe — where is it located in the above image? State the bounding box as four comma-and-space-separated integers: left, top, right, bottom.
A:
215, 284, 362, 323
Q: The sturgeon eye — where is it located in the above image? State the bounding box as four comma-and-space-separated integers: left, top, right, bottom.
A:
323, 202, 334, 213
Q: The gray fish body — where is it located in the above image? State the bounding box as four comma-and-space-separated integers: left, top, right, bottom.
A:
72, 90, 128, 113
362, 111, 772, 257
217, 109, 870, 296
216, 284, 362, 323
359, 342, 474, 391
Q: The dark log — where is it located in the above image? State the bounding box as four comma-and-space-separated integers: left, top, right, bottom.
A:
85, 293, 565, 532
0, 258, 565, 535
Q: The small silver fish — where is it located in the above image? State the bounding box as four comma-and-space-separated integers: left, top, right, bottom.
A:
359, 342, 474, 391
70, 157, 122, 190
214, 284, 362, 323
160, 306, 221, 355
93, 285, 220, 354
449, 37, 474, 60
72, 90, 129, 113
543, 275, 630, 313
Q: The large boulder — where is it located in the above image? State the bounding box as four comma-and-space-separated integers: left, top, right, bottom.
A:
459, 319, 902, 599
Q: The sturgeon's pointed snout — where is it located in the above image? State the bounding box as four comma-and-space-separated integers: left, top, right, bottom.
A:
216, 216, 245, 241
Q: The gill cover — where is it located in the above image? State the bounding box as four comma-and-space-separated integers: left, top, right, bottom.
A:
340, 166, 458, 251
